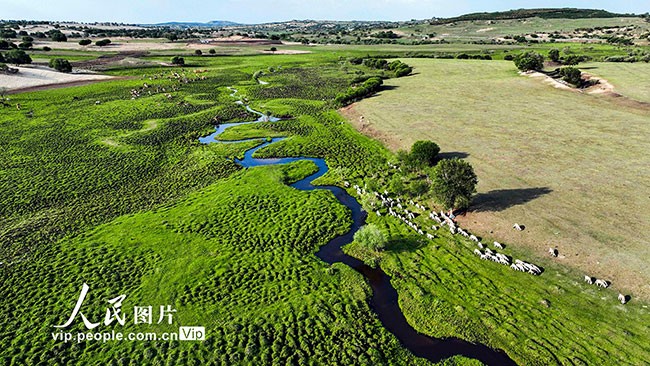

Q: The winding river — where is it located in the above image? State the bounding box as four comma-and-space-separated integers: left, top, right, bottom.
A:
199, 87, 516, 365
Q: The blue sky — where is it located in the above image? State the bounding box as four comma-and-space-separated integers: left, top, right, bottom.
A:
1, 0, 647, 24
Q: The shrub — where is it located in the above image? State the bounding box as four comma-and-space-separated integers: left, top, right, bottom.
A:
50, 31, 67, 42
42, 46, 51, 51
209, 49, 216, 54
171, 56, 185, 65
353, 224, 386, 252
18, 42, 32, 49
78, 39, 92, 46
549, 48, 560, 62
4, 49, 32, 65
558, 67, 583, 86
334, 76, 382, 106
49, 58, 72, 73
563, 54, 587, 66
95, 39, 111, 47
410, 140, 440, 167
513, 51, 544, 71
504, 54, 514, 61
195, 49, 203, 55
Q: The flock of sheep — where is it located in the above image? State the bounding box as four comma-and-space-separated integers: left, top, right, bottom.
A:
344, 161, 630, 305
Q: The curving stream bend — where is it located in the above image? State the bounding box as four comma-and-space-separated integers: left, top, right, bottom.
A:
199, 87, 517, 365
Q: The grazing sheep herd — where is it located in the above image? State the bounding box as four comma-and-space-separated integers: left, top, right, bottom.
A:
345, 161, 630, 305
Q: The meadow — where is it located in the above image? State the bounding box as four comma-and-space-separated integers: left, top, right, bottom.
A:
581, 61, 650, 102
344, 58, 650, 302
395, 17, 650, 42
2, 43, 650, 366
0, 53, 445, 365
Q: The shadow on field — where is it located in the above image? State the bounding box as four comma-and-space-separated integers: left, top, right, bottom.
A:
435, 151, 470, 162
387, 235, 427, 253
471, 187, 552, 212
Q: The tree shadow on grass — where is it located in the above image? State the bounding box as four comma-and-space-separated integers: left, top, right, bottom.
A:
471, 187, 553, 212
386, 235, 428, 253
435, 151, 470, 162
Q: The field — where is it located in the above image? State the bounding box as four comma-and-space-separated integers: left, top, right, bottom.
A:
582, 62, 650, 102
0, 53, 445, 365
2, 30, 650, 365
395, 17, 650, 42
342, 58, 650, 301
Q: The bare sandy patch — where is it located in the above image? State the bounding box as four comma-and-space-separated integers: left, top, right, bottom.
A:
522, 71, 573, 91
0, 66, 114, 92
476, 27, 495, 33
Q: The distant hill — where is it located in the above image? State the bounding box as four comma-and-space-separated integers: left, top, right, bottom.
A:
146, 20, 241, 28
431, 8, 640, 24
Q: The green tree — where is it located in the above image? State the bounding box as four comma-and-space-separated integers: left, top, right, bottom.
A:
4, 49, 32, 65
513, 51, 544, 71
558, 67, 582, 86
430, 158, 477, 210
78, 39, 92, 46
209, 49, 216, 54
353, 224, 386, 252
410, 140, 440, 167
548, 48, 560, 62
194, 49, 203, 56
50, 31, 67, 42
95, 39, 111, 47
270, 47, 277, 53
164, 33, 178, 41
171, 56, 185, 65
49, 58, 72, 73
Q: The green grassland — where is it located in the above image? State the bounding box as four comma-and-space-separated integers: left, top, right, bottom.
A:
345, 204, 650, 364
0, 53, 438, 365
396, 17, 650, 41
2, 46, 650, 366
345, 58, 650, 302
582, 61, 650, 102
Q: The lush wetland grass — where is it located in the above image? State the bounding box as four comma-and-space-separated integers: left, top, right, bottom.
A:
2, 45, 650, 365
